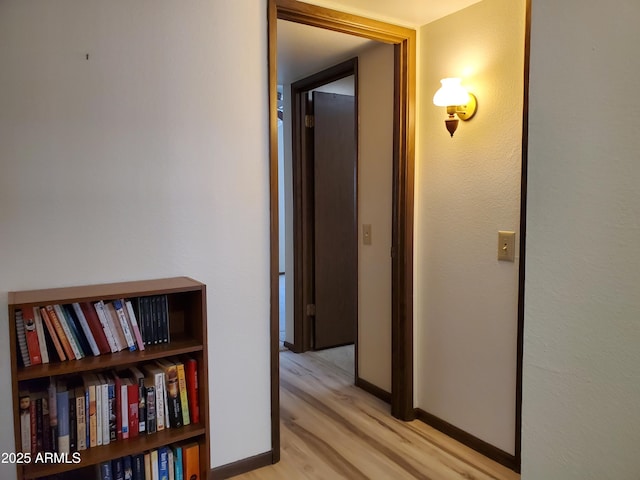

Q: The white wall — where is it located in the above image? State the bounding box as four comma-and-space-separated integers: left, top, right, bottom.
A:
523, 1, 640, 478
0, 1, 271, 477
357, 43, 394, 392
416, 0, 525, 454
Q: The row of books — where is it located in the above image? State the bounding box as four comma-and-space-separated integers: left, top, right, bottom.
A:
96, 442, 200, 480
40, 442, 200, 480
20, 357, 200, 455
14, 295, 170, 367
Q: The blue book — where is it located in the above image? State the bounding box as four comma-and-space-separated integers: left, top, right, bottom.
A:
158, 446, 169, 480
97, 461, 113, 480
56, 389, 70, 454
172, 445, 183, 480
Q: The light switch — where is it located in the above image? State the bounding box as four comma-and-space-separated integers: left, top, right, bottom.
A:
498, 231, 516, 262
363, 224, 372, 245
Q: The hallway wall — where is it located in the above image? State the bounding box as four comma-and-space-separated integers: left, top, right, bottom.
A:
415, 0, 526, 454
523, 1, 640, 478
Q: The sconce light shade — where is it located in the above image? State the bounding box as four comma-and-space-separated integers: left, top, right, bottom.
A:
432, 77, 478, 137
433, 78, 469, 107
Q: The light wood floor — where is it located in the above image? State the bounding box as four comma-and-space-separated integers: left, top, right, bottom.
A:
234, 349, 520, 480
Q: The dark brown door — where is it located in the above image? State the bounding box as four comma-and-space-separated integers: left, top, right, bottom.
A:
312, 91, 357, 350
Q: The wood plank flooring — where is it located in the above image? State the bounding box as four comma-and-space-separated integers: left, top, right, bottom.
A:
234, 350, 520, 480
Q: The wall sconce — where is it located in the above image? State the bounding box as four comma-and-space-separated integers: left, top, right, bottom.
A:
433, 78, 477, 137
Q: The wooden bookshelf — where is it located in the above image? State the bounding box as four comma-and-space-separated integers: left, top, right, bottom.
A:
8, 277, 209, 480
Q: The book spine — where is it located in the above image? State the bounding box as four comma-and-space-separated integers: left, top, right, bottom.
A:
29, 397, 36, 454
127, 383, 139, 438
42, 396, 51, 452
168, 448, 174, 480
72, 303, 101, 356
48, 380, 58, 452
79, 302, 110, 354
23, 308, 43, 365
19, 393, 30, 453
94, 301, 119, 353
33, 307, 49, 363
159, 446, 169, 480
151, 449, 159, 480
112, 457, 124, 480
176, 362, 190, 426
51, 305, 81, 360
125, 300, 145, 351
173, 446, 183, 480
88, 383, 97, 448
185, 359, 199, 424
113, 299, 136, 351
68, 394, 77, 452
105, 302, 127, 351
76, 393, 86, 451
154, 373, 165, 431
145, 385, 156, 434
161, 295, 170, 343
108, 382, 117, 442
98, 461, 113, 480
95, 381, 103, 446
114, 375, 122, 441
183, 443, 200, 480
133, 453, 145, 480
101, 383, 110, 446
15, 311, 31, 367
121, 383, 129, 440
123, 456, 133, 480
39, 307, 66, 361
56, 390, 70, 454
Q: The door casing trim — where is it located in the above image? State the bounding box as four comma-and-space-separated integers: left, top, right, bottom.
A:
268, 0, 416, 464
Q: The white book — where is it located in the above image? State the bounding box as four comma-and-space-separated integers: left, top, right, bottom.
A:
113, 299, 136, 350
32, 307, 49, 363
94, 301, 121, 352
72, 303, 100, 356
53, 304, 84, 359
97, 374, 109, 446
121, 381, 129, 439
168, 448, 175, 480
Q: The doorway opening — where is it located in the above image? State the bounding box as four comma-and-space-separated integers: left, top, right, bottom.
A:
268, 0, 416, 464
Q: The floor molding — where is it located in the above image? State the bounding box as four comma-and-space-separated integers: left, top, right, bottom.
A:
209, 451, 273, 479
414, 408, 519, 472
355, 377, 391, 404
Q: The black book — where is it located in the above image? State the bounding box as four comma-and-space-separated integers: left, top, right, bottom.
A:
145, 385, 156, 434
160, 295, 170, 343
35, 396, 44, 453
112, 457, 124, 480
132, 453, 145, 480
123, 455, 133, 480
42, 395, 51, 452
68, 394, 77, 452
63, 305, 92, 356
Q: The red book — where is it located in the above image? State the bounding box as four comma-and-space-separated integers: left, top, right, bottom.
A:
127, 381, 139, 438
45, 305, 75, 360
111, 372, 123, 441
79, 302, 110, 354
22, 308, 42, 365
185, 358, 199, 424
39, 307, 66, 362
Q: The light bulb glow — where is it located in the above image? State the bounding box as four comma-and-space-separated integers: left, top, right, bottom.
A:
433, 78, 470, 107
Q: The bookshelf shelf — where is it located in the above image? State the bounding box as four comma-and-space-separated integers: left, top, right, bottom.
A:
8, 277, 210, 480
16, 338, 204, 382
23, 424, 206, 478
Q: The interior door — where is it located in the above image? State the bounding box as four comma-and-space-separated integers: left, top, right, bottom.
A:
312, 91, 357, 350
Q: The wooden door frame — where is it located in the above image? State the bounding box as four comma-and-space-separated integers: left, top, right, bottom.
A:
268, 0, 416, 463
287, 58, 358, 355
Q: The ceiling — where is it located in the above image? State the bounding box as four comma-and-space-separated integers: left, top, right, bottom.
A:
277, 0, 482, 85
